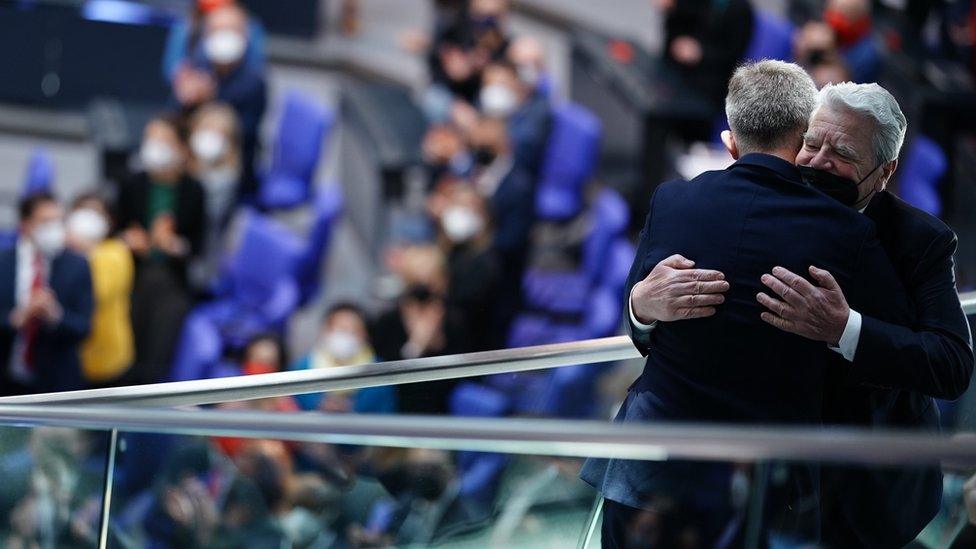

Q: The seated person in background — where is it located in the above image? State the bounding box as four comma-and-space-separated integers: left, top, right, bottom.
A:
421, 123, 474, 181
0, 193, 92, 395
117, 115, 205, 385
478, 59, 551, 177
186, 102, 244, 291
172, 3, 267, 193
290, 303, 397, 414
371, 245, 469, 414
65, 193, 134, 388
467, 116, 534, 322
432, 182, 503, 351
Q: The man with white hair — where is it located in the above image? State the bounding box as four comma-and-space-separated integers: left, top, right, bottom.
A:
580, 61, 918, 547
756, 82, 973, 546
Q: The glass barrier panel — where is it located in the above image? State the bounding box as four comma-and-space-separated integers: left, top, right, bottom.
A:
0, 425, 111, 548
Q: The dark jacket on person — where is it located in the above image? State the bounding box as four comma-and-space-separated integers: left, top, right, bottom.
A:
663, 0, 754, 104
579, 154, 916, 542
0, 246, 93, 394
116, 171, 206, 285
819, 190, 974, 548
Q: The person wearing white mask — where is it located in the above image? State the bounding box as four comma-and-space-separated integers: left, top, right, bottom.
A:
437, 183, 504, 351
0, 192, 93, 395
478, 60, 551, 177
289, 303, 396, 414
187, 103, 242, 290
172, 4, 266, 196
118, 115, 205, 385
65, 194, 134, 387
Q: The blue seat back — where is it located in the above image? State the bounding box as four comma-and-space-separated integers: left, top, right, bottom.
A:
228, 211, 304, 307
294, 184, 344, 305
744, 9, 795, 62
268, 91, 333, 187
582, 188, 629, 284
536, 103, 602, 221
21, 148, 54, 198
898, 135, 947, 216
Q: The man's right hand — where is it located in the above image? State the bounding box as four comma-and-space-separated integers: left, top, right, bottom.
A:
631, 255, 729, 323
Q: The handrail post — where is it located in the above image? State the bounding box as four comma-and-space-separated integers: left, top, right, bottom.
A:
97, 428, 119, 549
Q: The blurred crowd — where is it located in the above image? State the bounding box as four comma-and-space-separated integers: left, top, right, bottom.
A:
0, 0, 975, 546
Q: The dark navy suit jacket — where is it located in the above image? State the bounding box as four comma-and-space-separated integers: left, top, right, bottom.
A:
820, 191, 973, 548
580, 154, 916, 515
0, 245, 93, 394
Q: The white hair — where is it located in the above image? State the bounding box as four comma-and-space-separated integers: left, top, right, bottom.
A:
815, 82, 908, 164
725, 60, 818, 153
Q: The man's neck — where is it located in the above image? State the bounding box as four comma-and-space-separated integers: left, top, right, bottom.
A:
750, 148, 797, 164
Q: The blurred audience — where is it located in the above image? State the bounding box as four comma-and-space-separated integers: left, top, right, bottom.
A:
66, 193, 135, 388
795, 0, 882, 83
0, 193, 92, 395
118, 115, 205, 385
290, 303, 397, 414
172, 3, 267, 193
371, 245, 469, 414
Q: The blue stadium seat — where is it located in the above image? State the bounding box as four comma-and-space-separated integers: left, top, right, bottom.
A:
294, 183, 344, 306
21, 148, 54, 199
259, 91, 335, 210
743, 9, 795, 62
898, 135, 947, 217
535, 103, 602, 221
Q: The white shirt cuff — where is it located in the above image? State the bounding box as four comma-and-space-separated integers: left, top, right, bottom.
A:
828, 308, 862, 362
629, 289, 657, 332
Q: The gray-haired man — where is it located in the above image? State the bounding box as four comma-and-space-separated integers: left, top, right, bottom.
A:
580, 61, 919, 547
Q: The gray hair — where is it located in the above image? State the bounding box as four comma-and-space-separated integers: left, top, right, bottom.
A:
815, 82, 908, 164
725, 60, 818, 153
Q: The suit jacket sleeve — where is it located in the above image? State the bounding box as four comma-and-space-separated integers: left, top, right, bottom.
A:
623, 188, 662, 356
44, 258, 93, 343
851, 230, 974, 400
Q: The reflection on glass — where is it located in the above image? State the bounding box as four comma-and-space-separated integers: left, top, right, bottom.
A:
108, 431, 598, 548
0, 426, 108, 548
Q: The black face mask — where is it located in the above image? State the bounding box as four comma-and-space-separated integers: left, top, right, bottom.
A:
797, 163, 881, 208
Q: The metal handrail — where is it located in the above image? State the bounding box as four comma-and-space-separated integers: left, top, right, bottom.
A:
0, 292, 972, 408
0, 404, 973, 467
0, 336, 639, 407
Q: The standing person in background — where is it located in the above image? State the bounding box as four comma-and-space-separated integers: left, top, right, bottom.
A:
172, 3, 267, 195
290, 303, 396, 414
161, 0, 267, 82
65, 193, 134, 388
118, 115, 205, 385
186, 102, 244, 292
658, 0, 754, 106
0, 193, 92, 395
479, 60, 551, 177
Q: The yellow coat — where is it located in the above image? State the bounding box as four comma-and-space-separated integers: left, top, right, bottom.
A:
81, 239, 135, 383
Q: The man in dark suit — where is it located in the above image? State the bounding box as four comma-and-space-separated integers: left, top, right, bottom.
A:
756, 82, 974, 547
0, 193, 93, 395
579, 61, 917, 547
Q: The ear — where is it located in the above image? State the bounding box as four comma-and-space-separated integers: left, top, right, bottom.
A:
878, 159, 897, 190
721, 130, 739, 159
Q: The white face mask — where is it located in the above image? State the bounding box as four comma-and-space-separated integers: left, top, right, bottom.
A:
441, 206, 484, 243
205, 30, 247, 65
33, 220, 66, 258
190, 130, 227, 164
67, 209, 109, 243
141, 140, 177, 173
480, 84, 519, 118
323, 330, 362, 362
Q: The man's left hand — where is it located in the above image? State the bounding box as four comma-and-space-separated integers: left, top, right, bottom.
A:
756, 266, 849, 345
